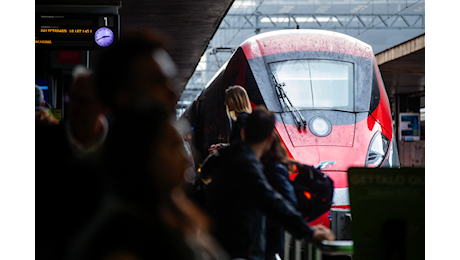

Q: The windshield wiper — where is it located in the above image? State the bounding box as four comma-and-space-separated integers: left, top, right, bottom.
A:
272, 74, 307, 130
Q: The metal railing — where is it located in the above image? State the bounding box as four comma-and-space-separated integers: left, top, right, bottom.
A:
284, 231, 354, 260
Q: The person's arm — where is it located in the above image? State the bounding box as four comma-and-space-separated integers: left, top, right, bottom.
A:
208, 143, 229, 154
241, 163, 335, 242
235, 160, 314, 239
265, 163, 297, 207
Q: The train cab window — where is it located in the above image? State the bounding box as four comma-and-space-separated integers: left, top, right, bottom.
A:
269, 60, 354, 111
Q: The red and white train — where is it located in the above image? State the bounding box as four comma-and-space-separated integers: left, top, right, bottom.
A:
181, 29, 399, 229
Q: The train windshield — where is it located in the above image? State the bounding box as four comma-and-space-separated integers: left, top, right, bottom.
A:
269, 59, 354, 111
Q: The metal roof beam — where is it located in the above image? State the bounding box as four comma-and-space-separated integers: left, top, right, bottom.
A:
218, 13, 425, 30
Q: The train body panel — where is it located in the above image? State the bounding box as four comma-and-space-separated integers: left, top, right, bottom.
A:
182, 29, 399, 228
240, 29, 374, 60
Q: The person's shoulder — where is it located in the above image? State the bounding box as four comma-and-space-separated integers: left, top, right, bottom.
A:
219, 143, 257, 168
239, 111, 250, 118
268, 160, 285, 168
265, 161, 288, 178
232, 142, 254, 157
237, 112, 249, 123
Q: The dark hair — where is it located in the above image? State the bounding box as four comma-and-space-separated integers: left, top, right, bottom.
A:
244, 106, 275, 144
94, 29, 169, 109
261, 131, 298, 170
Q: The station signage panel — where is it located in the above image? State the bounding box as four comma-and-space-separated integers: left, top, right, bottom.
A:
399, 113, 421, 141
35, 14, 119, 50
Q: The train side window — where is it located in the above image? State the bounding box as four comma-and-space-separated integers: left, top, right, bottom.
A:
369, 68, 381, 114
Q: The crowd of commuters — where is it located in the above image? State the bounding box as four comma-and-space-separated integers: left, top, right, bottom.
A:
36, 28, 334, 260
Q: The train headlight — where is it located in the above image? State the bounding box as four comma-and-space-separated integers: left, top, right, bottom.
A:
365, 131, 390, 168
309, 116, 332, 137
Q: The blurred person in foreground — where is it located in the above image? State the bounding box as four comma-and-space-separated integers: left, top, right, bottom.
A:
37, 29, 186, 260
64, 66, 109, 157
205, 107, 334, 260
93, 28, 179, 117
36, 66, 108, 162
63, 29, 229, 260
67, 106, 229, 260
36, 67, 108, 260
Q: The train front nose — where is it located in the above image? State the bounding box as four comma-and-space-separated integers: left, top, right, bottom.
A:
279, 111, 356, 148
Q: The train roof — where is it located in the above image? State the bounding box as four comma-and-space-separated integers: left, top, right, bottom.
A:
240, 29, 374, 60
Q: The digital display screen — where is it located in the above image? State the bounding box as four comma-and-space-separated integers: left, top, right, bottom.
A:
35, 14, 119, 50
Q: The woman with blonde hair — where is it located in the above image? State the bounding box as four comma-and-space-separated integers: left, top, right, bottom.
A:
208, 85, 252, 154
224, 86, 251, 119
225, 85, 252, 144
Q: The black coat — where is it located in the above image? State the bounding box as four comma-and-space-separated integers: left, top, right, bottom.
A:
264, 162, 297, 259
229, 112, 249, 144
205, 142, 313, 260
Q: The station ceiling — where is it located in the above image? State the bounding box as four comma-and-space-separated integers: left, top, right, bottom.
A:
36, 0, 234, 96
118, 0, 235, 95
376, 34, 425, 98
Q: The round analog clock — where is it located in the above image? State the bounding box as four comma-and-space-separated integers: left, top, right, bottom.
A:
94, 27, 114, 47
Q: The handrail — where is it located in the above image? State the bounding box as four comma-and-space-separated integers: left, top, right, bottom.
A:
320, 240, 354, 256
283, 231, 354, 260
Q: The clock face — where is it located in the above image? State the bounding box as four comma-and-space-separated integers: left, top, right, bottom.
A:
94, 27, 114, 47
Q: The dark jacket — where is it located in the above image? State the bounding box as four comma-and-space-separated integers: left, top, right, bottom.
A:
36, 123, 105, 260
229, 112, 249, 144
264, 162, 297, 259
66, 197, 207, 260
264, 162, 297, 207
205, 142, 313, 260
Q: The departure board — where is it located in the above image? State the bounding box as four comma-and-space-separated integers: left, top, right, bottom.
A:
35, 14, 119, 50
